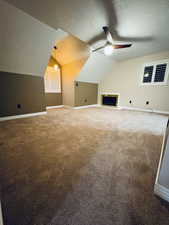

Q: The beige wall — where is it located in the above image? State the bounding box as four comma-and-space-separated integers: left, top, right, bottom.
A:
0, 1, 68, 117
62, 58, 88, 107
99, 51, 169, 112
0, 71, 46, 117
75, 81, 98, 107
45, 93, 62, 107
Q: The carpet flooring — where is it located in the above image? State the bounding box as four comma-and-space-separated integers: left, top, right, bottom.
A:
0, 107, 169, 225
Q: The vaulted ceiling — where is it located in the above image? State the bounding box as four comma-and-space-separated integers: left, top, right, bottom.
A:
4, 0, 169, 61
0, 0, 68, 76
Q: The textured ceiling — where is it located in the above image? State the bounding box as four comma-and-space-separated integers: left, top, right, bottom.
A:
52, 35, 90, 66
3, 0, 169, 60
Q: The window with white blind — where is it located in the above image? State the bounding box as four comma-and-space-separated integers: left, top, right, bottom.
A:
141, 60, 169, 85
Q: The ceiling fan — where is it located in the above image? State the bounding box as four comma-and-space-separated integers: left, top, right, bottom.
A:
92, 26, 132, 55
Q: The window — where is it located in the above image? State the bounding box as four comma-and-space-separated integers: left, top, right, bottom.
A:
154, 64, 167, 82
143, 66, 154, 83
141, 60, 169, 85
44, 65, 61, 93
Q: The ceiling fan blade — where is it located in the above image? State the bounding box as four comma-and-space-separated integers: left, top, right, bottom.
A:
113, 44, 132, 49
103, 26, 114, 44
92, 45, 105, 52
92, 43, 132, 53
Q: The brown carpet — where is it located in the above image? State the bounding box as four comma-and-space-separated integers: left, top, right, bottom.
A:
0, 107, 169, 225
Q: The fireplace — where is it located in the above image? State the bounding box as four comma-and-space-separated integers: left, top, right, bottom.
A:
102, 94, 119, 106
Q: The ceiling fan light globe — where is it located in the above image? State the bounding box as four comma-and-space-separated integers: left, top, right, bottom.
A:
54, 64, 59, 71
104, 45, 113, 56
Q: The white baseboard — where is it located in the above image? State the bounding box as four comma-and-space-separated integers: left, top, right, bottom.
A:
120, 106, 169, 115
46, 105, 64, 109
0, 201, 4, 225
0, 111, 47, 122
73, 105, 169, 115
154, 183, 169, 202
153, 110, 169, 115
121, 106, 152, 113
74, 104, 100, 109
100, 105, 121, 109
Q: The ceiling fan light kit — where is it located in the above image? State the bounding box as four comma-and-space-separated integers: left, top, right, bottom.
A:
92, 26, 132, 55
104, 44, 114, 55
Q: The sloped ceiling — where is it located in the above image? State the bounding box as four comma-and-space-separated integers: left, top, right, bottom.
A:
0, 0, 68, 76
4, 0, 169, 61
76, 52, 114, 83
52, 35, 90, 66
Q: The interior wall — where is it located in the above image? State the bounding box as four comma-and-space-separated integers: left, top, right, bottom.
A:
75, 81, 98, 107
99, 51, 169, 112
0, 72, 46, 117
75, 81, 98, 106
51, 33, 90, 107
62, 58, 88, 107
158, 123, 169, 189
0, 0, 67, 116
45, 93, 62, 107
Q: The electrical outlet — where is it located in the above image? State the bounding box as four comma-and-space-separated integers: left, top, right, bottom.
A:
17, 104, 21, 109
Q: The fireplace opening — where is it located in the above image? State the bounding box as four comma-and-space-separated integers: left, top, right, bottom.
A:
102, 94, 119, 106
